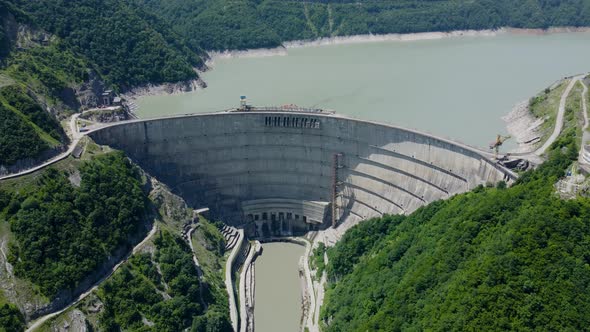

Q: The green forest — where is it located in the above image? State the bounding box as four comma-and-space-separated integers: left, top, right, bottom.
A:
0, 302, 24, 332
0, 84, 66, 167
98, 230, 231, 331
0, 102, 48, 166
0, 150, 235, 331
2, 0, 590, 91
0, 85, 64, 141
135, 0, 590, 51
7, 0, 203, 90
320, 128, 590, 331
0, 152, 147, 298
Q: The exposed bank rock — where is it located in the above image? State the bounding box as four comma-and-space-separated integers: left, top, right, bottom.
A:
503, 100, 544, 153
122, 77, 207, 100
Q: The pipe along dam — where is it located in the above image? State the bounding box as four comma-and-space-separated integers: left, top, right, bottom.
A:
89, 108, 516, 237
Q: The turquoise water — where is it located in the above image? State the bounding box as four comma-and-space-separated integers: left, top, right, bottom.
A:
133, 32, 590, 331
136, 32, 590, 149
138, 33, 590, 146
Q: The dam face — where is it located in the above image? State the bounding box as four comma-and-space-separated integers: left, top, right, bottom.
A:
89, 110, 514, 237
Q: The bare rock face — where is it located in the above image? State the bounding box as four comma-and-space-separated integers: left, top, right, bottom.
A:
15, 23, 53, 49
45, 309, 89, 332
79, 107, 131, 123
62, 310, 90, 332
122, 77, 207, 100
502, 101, 544, 153
75, 71, 107, 110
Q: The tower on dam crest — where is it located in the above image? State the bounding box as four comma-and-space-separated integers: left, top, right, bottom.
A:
89, 107, 516, 238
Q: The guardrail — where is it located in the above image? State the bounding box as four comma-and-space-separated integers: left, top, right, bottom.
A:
230, 106, 335, 114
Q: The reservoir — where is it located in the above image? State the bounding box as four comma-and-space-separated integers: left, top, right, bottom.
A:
254, 242, 305, 332
136, 31, 590, 149
132, 31, 590, 331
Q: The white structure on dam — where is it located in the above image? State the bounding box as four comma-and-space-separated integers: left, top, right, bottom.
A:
89, 108, 516, 235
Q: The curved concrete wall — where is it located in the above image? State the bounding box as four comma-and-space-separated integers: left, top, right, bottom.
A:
89, 111, 515, 229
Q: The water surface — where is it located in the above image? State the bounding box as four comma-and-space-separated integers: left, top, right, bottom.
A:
137, 32, 590, 149
254, 242, 305, 332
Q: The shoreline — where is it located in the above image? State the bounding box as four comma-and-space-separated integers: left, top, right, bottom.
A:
205, 26, 590, 64
127, 26, 590, 146
131, 26, 590, 102
131, 27, 590, 102
121, 76, 207, 102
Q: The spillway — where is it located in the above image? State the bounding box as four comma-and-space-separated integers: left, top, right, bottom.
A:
89, 109, 515, 236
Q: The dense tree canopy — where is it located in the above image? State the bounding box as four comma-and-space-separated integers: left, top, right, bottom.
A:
3, 0, 590, 90
321, 130, 590, 331
8, 0, 203, 89
0, 303, 25, 332
98, 230, 232, 331
4, 152, 146, 298
135, 0, 590, 51
0, 103, 48, 166
0, 85, 64, 140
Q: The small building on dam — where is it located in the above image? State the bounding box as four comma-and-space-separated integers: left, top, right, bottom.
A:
89, 108, 516, 237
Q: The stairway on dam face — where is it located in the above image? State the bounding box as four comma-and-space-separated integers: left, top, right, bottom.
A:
88, 110, 515, 236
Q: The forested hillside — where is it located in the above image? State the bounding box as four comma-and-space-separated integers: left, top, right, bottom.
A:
320, 130, 590, 331
8, 0, 204, 90
14, 178, 234, 332
1, 152, 147, 299
134, 0, 590, 50
0, 84, 65, 168
3, 0, 590, 91
0, 144, 234, 331
0, 103, 49, 167
98, 230, 231, 331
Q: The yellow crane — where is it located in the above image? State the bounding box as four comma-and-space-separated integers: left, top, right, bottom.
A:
489, 134, 511, 159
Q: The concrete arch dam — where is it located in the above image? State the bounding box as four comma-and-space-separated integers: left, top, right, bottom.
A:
89, 110, 516, 237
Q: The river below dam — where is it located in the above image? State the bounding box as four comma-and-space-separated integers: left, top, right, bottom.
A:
135, 31, 590, 331
254, 242, 305, 332
136, 31, 590, 149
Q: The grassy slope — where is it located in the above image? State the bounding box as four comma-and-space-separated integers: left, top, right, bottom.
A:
565, 81, 585, 147
529, 80, 568, 146
0, 89, 60, 148
3, 43, 89, 115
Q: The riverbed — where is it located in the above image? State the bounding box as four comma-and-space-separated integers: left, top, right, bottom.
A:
254, 242, 305, 332
136, 31, 590, 149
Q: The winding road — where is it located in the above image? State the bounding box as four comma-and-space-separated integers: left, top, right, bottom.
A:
25, 224, 158, 332
0, 109, 117, 181
579, 79, 589, 167
301, 239, 318, 332
534, 75, 585, 156
3, 76, 588, 331
0, 113, 82, 181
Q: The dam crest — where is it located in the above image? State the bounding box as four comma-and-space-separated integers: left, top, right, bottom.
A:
89, 108, 516, 237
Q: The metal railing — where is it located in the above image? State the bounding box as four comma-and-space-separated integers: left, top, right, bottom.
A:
230, 105, 334, 114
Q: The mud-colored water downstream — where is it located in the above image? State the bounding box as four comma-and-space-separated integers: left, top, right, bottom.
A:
254, 242, 305, 332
